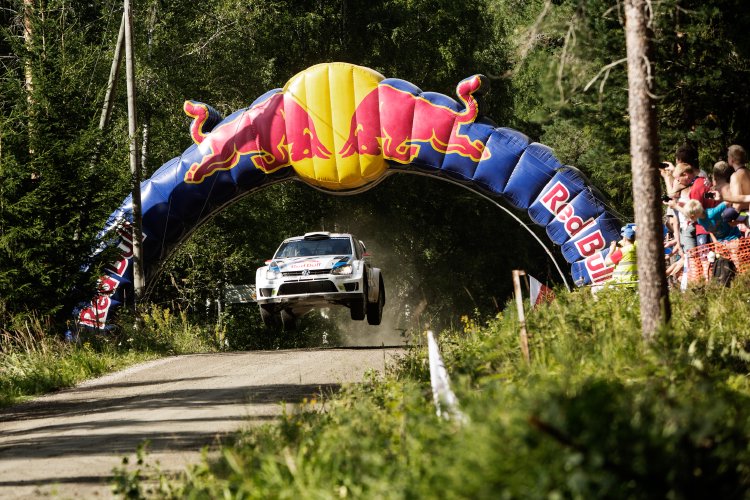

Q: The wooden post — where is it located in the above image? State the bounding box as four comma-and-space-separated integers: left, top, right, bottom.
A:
512, 270, 530, 364
124, 0, 145, 302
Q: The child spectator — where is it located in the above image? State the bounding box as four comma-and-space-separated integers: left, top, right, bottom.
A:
673, 199, 742, 242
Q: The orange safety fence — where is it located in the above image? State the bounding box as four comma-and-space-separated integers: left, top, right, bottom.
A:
683, 237, 750, 285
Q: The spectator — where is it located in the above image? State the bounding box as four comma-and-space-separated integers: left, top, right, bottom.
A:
673, 199, 742, 242
660, 143, 703, 196
663, 214, 683, 284
677, 142, 704, 176
666, 163, 696, 255
712, 161, 734, 200
728, 144, 750, 211
605, 224, 638, 286
672, 162, 717, 246
708, 189, 750, 238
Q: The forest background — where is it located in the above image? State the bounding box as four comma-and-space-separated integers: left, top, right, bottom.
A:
2, 0, 750, 343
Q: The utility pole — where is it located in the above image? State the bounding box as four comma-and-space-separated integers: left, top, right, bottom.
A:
123, 0, 145, 302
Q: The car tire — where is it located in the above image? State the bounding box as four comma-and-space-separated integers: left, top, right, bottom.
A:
367, 277, 385, 325
350, 299, 366, 321
280, 309, 297, 331
350, 300, 366, 320
259, 305, 276, 328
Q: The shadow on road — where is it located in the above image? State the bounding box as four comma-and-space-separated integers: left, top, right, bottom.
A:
0, 382, 339, 460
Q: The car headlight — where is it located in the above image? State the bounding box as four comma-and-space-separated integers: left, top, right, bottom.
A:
266, 267, 281, 279
331, 264, 353, 275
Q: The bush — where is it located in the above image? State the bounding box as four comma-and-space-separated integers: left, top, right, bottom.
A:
139, 282, 750, 499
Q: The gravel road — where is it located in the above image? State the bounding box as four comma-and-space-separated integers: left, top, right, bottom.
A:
0, 348, 402, 499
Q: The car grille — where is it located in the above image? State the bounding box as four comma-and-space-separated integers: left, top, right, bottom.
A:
282, 269, 331, 277
278, 281, 338, 295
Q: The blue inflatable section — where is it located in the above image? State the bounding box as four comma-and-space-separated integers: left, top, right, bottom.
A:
75, 66, 622, 330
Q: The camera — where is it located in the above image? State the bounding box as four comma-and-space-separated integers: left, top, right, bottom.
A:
659, 162, 670, 169
661, 194, 672, 202
704, 192, 715, 199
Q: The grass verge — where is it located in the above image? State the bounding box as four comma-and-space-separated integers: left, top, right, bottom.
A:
0, 304, 220, 407
120, 276, 750, 499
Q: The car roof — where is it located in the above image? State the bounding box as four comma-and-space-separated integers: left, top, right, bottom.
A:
284, 232, 354, 242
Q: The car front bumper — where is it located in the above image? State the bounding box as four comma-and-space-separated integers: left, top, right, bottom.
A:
255, 275, 364, 307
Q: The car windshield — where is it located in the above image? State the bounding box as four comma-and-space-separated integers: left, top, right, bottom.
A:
274, 237, 352, 258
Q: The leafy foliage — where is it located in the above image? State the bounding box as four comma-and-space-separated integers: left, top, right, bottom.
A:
3, 0, 750, 339
513, 0, 750, 218
0, 0, 131, 318
120, 280, 750, 498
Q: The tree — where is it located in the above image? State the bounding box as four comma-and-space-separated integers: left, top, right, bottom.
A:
623, 0, 670, 338
0, 1, 130, 319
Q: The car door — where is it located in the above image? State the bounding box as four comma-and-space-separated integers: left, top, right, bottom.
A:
356, 238, 374, 300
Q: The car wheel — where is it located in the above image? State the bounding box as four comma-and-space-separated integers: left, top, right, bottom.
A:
259, 305, 277, 328
280, 309, 297, 331
350, 299, 366, 321
367, 277, 385, 326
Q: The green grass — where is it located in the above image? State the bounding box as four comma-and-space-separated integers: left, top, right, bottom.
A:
0, 304, 220, 407
125, 277, 750, 499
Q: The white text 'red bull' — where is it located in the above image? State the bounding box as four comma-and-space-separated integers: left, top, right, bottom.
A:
540, 181, 614, 281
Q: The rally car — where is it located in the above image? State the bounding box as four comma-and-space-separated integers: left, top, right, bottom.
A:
255, 232, 385, 330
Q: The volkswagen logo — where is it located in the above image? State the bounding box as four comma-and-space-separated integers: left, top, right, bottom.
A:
302, 269, 310, 276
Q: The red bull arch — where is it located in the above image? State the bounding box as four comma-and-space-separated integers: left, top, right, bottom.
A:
76, 62, 620, 330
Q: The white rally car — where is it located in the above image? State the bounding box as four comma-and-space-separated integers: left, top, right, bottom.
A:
255, 232, 385, 329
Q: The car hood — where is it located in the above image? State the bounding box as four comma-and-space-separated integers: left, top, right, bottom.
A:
270, 255, 351, 272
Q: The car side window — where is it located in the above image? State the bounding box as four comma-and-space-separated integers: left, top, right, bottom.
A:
355, 239, 365, 259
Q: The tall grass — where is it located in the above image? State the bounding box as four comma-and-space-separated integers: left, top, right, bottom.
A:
131, 277, 750, 499
0, 303, 220, 407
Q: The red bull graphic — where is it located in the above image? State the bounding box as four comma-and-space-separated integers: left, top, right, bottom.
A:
539, 181, 596, 239
77, 225, 136, 329
339, 75, 489, 164
183, 93, 331, 183
584, 251, 616, 283
75, 62, 623, 332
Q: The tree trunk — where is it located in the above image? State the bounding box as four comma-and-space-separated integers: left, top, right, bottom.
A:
624, 0, 671, 340
23, 0, 34, 97
23, 0, 36, 161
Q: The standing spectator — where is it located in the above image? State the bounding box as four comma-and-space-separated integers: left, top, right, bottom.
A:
712, 161, 734, 200
672, 162, 717, 246
660, 143, 701, 197
728, 144, 750, 211
605, 224, 638, 286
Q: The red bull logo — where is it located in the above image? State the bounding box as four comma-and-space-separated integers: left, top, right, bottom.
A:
181, 64, 492, 190
583, 250, 615, 283
540, 181, 595, 238
184, 93, 331, 184
78, 226, 135, 328
339, 75, 489, 164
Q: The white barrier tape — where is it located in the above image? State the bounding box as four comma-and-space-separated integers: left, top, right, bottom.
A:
427, 330, 468, 424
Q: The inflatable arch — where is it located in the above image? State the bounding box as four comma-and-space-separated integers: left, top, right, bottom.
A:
77, 62, 620, 329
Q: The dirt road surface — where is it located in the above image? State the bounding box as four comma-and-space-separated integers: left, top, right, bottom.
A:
0, 348, 402, 499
